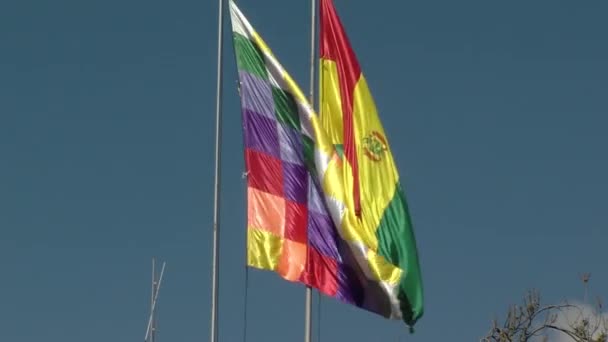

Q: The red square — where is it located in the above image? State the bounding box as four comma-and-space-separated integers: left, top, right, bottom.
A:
303, 247, 339, 297
246, 149, 284, 197
284, 200, 308, 244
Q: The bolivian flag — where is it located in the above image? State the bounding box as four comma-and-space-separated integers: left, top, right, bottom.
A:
319, 0, 424, 326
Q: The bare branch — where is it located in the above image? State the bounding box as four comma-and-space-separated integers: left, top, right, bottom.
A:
482, 287, 607, 342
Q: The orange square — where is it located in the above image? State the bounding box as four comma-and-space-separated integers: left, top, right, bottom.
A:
277, 239, 307, 282
247, 187, 285, 237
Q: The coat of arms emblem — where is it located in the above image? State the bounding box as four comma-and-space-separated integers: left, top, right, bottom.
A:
362, 131, 387, 162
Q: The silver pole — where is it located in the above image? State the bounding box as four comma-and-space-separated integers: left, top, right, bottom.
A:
145, 262, 166, 342
305, 0, 316, 342
151, 258, 156, 342
211, 0, 224, 340
305, 289, 312, 342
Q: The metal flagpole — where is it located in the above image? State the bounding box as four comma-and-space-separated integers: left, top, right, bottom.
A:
151, 258, 156, 342
145, 261, 166, 342
305, 0, 317, 342
211, 0, 224, 340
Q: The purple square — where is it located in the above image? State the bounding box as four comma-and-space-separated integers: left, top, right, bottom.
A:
239, 71, 274, 119
244, 110, 280, 158
307, 211, 340, 260
277, 124, 304, 165
282, 162, 307, 204
334, 240, 369, 307
307, 176, 326, 214
335, 262, 364, 306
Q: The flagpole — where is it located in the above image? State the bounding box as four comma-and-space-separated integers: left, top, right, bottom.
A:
305, 0, 316, 342
210, 0, 224, 340
145, 261, 166, 342
151, 258, 156, 342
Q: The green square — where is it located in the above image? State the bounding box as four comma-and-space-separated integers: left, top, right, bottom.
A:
233, 33, 268, 80
302, 134, 316, 173
272, 87, 300, 130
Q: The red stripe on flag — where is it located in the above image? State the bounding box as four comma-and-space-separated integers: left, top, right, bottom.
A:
320, 0, 362, 216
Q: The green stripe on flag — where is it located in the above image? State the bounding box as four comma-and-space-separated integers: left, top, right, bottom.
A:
375, 185, 423, 325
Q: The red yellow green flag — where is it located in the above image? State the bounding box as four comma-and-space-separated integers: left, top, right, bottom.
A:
319, 0, 424, 327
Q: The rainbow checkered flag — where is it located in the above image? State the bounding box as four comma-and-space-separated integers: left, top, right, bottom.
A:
229, 0, 423, 329
230, 1, 346, 295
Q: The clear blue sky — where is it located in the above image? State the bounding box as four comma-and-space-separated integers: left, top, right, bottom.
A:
1, 0, 606, 341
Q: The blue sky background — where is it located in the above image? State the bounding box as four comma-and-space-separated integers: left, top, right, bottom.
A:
1, 0, 606, 341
